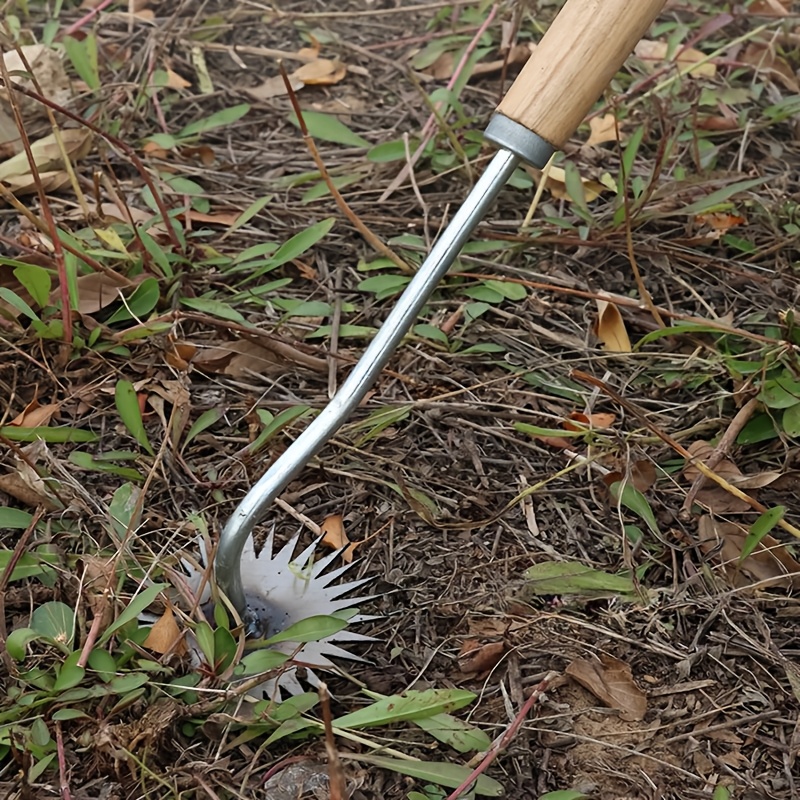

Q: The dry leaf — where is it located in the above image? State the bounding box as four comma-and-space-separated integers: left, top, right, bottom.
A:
0, 471, 60, 510
178, 208, 241, 226
564, 411, 616, 431
566, 654, 647, 721
247, 74, 303, 101
635, 39, 716, 78
586, 113, 623, 147
695, 212, 746, 234
82, 555, 116, 628
696, 515, 800, 589
1, 45, 72, 114
144, 605, 186, 655
10, 398, 60, 427
471, 43, 534, 77
749, 0, 791, 14
321, 514, 347, 549
54, 271, 133, 316
741, 42, 799, 92
458, 639, 507, 676
191, 337, 326, 376
683, 441, 752, 514
602, 460, 657, 494
294, 58, 347, 86
0, 129, 92, 183
526, 164, 608, 203
163, 65, 191, 90
595, 296, 631, 352
1, 170, 71, 197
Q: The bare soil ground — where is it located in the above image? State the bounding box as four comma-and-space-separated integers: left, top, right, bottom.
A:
2, 1, 800, 799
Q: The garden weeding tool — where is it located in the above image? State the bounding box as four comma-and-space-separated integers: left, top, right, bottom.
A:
214, 0, 667, 636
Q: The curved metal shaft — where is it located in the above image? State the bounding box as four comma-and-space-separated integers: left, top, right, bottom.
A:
216, 148, 521, 616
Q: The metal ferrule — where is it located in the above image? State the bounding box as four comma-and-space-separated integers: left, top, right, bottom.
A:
483, 114, 555, 168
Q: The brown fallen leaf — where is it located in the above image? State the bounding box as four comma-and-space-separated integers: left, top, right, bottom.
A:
0, 471, 60, 510
634, 39, 716, 78
526, 164, 608, 204
9, 398, 60, 428
294, 58, 347, 86
144, 605, 186, 656
163, 65, 191, 90
602, 460, 657, 494
696, 515, 800, 589
1, 44, 72, 115
566, 654, 647, 721
54, 271, 136, 317
0, 129, 92, 185
458, 639, 507, 676
740, 41, 799, 92
564, 411, 616, 431
595, 296, 631, 352
585, 113, 624, 147
683, 441, 753, 514
82, 555, 116, 629
191, 337, 327, 377
177, 208, 241, 227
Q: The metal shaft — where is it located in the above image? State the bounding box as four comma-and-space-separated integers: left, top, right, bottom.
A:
216, 148, 521, 617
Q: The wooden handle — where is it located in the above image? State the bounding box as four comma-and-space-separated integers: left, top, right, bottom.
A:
497, 0, 665, 148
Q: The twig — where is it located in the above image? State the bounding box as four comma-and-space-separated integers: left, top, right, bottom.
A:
320, 683, 347, 800
682, 396, 759, 512
445, 671, 558, 800
55, 722, 73, 800
279, 63, 414, 276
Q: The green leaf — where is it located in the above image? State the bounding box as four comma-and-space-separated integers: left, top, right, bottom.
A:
249, 405, 312, 454
52, 708, 90, 721
758, 375, 800, 409
289, 110, 370, 148
13, 264, 51, 307
115, 380, 154, 455
712, 786, 731, 800
69, 451, 143, 481
6, 628, 39, 660
108, 482, 142, 537
481, 279, 527, 301
194, 621, 215, 664
54, 651, 85, 692
179, 103, 250, 138
182, 408, 223, 451
367, 139, 419, 163
30, 717, 51, 748
99, 584, 167, 645
354, 754, 504, 797
413, 324, 449, 345
180, 296, 246, 323
105, 278, 160, 326
63, 33, 100, 90
31, 601, 75, 651
737, 413, 779, 445
306, 324, 375, 339
412, 713, 492, 753
357, 274, 411, 298
515, 423, 582, 439
562, 160, 589, 212
0, 548, 58, 582
538, 792, 589, 800
87, 649, 118, 682
333, 689, 476, 729
0, 286, 38, 320
0, 507, 34, 529
523, 561, 641, 600
300, 174, 362, 203
740, 506, 786, 562
224, 194, 274, 234
237, 648, 288, 676
264, 615, 348, 645
214, 625, 237, 670
108, 672, 150, 694
677, 177, 767, 216
608, 480, 661, 536
263, 718, 318, 745
248, 218, 335, 280
0, 425, 97, 443
782, 404, 800, 438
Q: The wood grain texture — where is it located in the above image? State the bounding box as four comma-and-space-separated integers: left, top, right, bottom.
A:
497, 0, 665, 147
